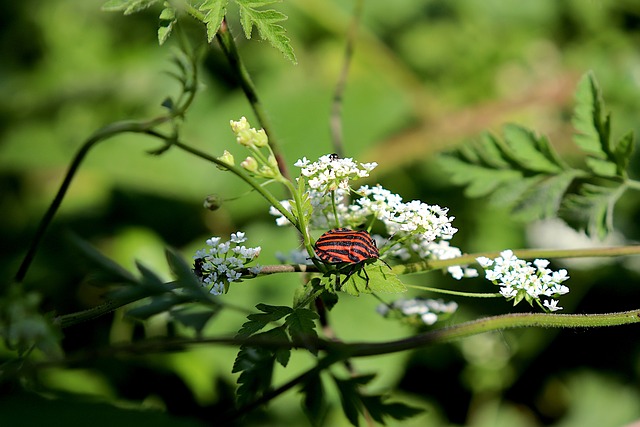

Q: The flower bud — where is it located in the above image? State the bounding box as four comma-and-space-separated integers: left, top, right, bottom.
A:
217, 150, 235, 166
241, 156, 258, 172
253, 129, 269, 147
230, 117, 249, 134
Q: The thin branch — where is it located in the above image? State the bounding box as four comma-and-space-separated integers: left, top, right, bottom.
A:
215, 19, 291, 180
14, 118, 171, 284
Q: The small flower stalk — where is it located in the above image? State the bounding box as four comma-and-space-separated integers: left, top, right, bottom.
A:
193, 232, 262, 295
476, 250, 570, 312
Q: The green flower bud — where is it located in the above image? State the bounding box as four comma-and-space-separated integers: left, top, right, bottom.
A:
241, 156, 258, 172
217, 150, 235, 166
253, 129, 269, 147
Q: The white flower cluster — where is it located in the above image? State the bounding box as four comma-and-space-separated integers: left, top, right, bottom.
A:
269, 156, 471, 277
193, 232, 262, 295
377, 298, 458, 326
476, 250, 570, 312
294, 154, 377, 193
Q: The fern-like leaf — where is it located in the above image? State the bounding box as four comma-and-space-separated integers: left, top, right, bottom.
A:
235, 0, 297, 63
102, 0, 161, 15
200, 0, 228, 42
158, 3, 177, 45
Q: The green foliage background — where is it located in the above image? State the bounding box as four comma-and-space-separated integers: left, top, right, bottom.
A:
2, 0, 640, 426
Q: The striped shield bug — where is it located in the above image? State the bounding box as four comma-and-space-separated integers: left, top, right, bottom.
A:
314, 228, 388, 289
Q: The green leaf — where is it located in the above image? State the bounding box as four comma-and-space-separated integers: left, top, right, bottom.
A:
126, 293, 185, 320
102, 0, 161, 15
333, 374, 372, 426
585, 156, 618, 177
509, 171, 580, 220
561, 183, 624, 239
170, 306, 220, 334
613, 131, 635, 176
261, 327, 291, 367
199, 0, 227, 42
68, 234, 138, 285
235, 0, 297, 63
236, 304, 293, 338
333, 374, 421, 426
572, 72, 610, 156
300, 373, 328, 427
135, 261, 170, 294
232, 345, 276, 406
501, 124, 564, 173
360, 396, 424, 424
366, 262, 406, 293
158, 3, 177, 45
284, 308, 319, 354
438, 153, 522, 198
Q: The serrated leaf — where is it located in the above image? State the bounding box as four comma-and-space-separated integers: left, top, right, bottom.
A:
501, 124, 564, 173
585, 156, 618, 177
102, 0, 161, 14
300, 372, 328, 427
438, 154, 522, 198
261, 327, 291, 367
561, 183, 623, 239
158, 4, 177, 45
232, 345, 275, 406
613, 131, 635, 175
199, 0, 227, 42
236, 304, 293, 338
510, 171, 579, 220
360, 396, 424, 424
572, 72, 610, 156
235, 0, 297, 63
367, 262, 405, 293
285, 308, 319, 354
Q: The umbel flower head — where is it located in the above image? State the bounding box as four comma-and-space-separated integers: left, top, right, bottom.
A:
476, 250, 570, 312
193, 232, 262, 295
269, 154, 474, 278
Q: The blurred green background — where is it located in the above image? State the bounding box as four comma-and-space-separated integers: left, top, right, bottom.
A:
2, 0, 640, 426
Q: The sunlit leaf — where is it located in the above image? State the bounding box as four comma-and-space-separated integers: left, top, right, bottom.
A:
235, 0, 297, 63
199, 0, 227, 42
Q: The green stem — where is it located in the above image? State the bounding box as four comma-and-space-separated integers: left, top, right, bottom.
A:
396, 245, 640, 276
172, 139, 300, 229
404, 284, 501, 298
342, 309, 640, 358
14, 118, 172, 283
215, 19, 291, 180
626, 179, 640, 191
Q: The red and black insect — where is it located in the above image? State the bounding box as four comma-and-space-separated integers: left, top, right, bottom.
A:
314, 228, 384, 288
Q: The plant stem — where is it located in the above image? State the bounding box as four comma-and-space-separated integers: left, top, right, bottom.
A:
404, 284, 501, 298
215, 19, 291, 180
171, 139, 300, 228
342, 309, 640, 358
14, 118, 172, 284
396, 245, 640, 276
